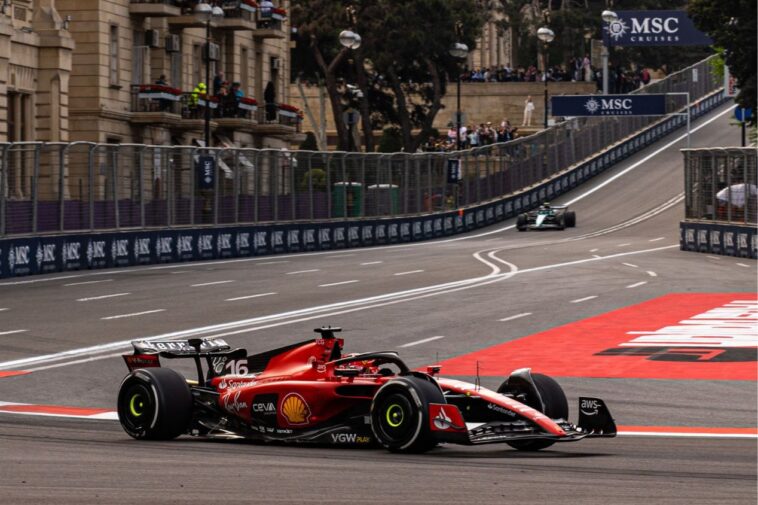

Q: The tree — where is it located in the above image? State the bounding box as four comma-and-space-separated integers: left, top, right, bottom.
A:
689, 0, 757, 124
292, 0, 487, 152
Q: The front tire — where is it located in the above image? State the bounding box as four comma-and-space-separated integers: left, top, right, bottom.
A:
498, 373, 568, 451
516, 214, 528, 231
565, 211, 576, 227
117, 368, 193, 440
370, 376, 444, 453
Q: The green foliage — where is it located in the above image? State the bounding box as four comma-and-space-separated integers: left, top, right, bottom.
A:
292, 0, 488, 152
300, 168, 327, 191
377, 126, 403, 153
689, 0, 757, 125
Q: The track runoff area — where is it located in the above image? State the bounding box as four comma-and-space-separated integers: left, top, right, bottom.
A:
0, 102, 755, 445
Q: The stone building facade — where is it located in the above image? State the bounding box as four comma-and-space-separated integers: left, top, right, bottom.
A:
0, 0, 300, 148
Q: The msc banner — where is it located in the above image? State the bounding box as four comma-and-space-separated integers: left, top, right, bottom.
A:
605, 11, 713, 47
551, 94, 666, 117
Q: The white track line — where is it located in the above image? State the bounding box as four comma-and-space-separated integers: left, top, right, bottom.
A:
0, 330, 27, 336
565, 105, 736, 206
318, 280, 359, 287
590, 248, 599, 252
191, 280, 235, 287
101, 309, 165, 320
170, 271, 190, 274
64, 279, 113, 287
326, 253, 355, 258
570, 296, 597, 303
617, 431, 757, 439
617, 243, 631, 247
360, 261, 383, 266
649, 237, 665, 242
592, 254, 601, 258
622, 263, 638, 268
0, 308, 8, 312
0, 244, 678, 371
225, 292, 277, 302
626, 281, 648, 289
647, 271, 658, 277
394, 270, 425, 276
706, 256, 722, 260
76, 293, 130, 302
399, 336, 445, 348
736, 263, 751, 268
499, 312, 532, 322
286, 269, 320, 275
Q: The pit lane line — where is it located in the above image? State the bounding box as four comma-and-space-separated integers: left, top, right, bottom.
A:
0, 244, 679, 372
0, 402, 755, 439
0, 106, 734, 290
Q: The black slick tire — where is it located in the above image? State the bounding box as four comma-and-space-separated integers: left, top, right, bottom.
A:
117, 368, 193, 440
516, 214, 528, 231
565, 211, 576, 227
370, 376, 444, 453
498, 373, 568, 451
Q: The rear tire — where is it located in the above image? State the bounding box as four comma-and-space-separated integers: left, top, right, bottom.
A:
498, 373, 568, 451
370, 376, 444, 453
117, 368, 193, 440
565, 211, 576, 227
516, 214, 528, 231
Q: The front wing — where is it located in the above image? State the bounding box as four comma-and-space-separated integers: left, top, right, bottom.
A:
428, 397, 616, 446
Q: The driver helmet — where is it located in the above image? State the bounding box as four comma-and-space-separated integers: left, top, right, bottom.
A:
541, 201, 551, 209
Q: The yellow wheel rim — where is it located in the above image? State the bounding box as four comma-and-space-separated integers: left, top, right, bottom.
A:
385, 404, 404, 428
129, 394, 144, 417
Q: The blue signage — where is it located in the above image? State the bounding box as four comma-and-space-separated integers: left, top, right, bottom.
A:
605, 11, 713, 47
197, 156, 215, 190
447, 159, 461, 183
735, 108, 753, 122
551, 94, 666, 117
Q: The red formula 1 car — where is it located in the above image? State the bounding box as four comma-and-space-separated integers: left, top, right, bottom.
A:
118, 327, 616, 452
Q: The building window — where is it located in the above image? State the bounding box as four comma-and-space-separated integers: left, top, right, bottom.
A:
193, 44, 202, 86
109, 25, 120, 87
241, 47, 249, 93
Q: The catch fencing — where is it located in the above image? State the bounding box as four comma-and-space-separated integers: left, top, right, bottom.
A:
0, 56, 722, 237
683, 148, 757, 225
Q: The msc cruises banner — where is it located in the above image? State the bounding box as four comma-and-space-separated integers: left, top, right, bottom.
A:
604, 11, 713, 46
551, 94, 666, 117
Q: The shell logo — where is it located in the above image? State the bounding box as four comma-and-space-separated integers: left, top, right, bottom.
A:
281, 393, 311, 425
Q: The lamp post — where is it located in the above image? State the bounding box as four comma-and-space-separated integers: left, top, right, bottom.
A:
196, 2, 224, 147
537, 27, 554, 129
601, 9, 617, 95
338, 29, 361, 151
448, 42, 469, 151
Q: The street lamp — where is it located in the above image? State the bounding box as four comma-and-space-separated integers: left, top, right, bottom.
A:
537, 26, 554, 129
338, 29, 361, 151
601, 9, 617, 95
196, 2, 224, 147
339, 30, 361, 50
448, 42, 469, 151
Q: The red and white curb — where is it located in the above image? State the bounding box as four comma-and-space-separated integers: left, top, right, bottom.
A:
0, 401, 755, 438
0, 401, 118, 420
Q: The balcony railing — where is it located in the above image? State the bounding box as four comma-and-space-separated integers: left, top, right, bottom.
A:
131, 84, 184, 115
256, 6, 285, 31
130, 85, 304, 131
129, 0, 182, 16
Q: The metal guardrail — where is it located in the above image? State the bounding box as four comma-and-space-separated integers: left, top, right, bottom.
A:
683, 148, 757, 226
0, 56, 721, 237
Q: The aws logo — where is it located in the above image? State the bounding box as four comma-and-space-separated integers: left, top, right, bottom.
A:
281, 393, 311, 425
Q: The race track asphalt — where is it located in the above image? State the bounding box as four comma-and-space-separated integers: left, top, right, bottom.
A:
0, 103, 755, 504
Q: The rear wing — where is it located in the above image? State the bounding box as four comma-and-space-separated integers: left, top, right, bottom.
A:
123, 337, 248, 384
